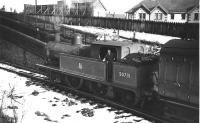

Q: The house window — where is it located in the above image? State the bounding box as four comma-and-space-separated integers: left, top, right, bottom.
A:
181, 13, 185, 20
155, 13, 162, 20
143, 13, 146, 19
139, 13, 142, 19
139, 13, 146, 20
155, 13, 158, 19
171, 14, 174, 19
159, 13, 162, 20
194, 13, 199, 20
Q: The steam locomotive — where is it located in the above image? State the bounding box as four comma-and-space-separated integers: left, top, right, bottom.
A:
37, 34, 199, 123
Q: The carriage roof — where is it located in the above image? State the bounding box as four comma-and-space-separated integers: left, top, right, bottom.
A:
160, 39, 199, 56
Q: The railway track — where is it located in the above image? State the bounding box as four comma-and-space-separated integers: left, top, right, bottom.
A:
0, 62, 183, 123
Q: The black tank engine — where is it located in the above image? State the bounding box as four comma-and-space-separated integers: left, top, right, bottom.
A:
37, 36, 199, 123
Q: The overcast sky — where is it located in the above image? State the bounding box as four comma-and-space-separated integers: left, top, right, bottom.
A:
0, 0, 142, 14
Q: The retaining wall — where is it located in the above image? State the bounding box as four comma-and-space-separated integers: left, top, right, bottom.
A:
0, 39, 45, 69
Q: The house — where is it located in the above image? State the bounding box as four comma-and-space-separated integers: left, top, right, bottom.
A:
187, 5, 199, 23
126, 0, 199, 23
71, 0, 107, 17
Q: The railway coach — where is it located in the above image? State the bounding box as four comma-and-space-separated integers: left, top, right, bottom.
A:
157, 39, 199, 122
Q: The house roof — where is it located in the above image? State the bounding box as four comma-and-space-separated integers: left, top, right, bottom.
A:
93, 0, 107, 11
128, 4, 151, 14
150, 3, 168, 14
187, 5, 199, 13
126, 0, 199, 14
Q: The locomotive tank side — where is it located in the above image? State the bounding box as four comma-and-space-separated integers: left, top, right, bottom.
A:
113, 62, 155, 89
60, 54, 106, 82
112, 59, 157, 103
111, 53, 158, 105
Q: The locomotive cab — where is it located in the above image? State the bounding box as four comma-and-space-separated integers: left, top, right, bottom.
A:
90, 40, 148, 61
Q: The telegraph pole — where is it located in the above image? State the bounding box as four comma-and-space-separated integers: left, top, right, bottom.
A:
62, 0, 66, 23
35, 0, 38, 28
35, 0, 37, 14
63, 0, 65, 17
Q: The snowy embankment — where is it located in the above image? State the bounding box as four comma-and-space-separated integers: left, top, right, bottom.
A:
62, 24, 180, 45
0, 64, 151, 123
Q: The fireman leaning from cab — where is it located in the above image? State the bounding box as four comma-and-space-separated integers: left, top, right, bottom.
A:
103, 49, 116, 81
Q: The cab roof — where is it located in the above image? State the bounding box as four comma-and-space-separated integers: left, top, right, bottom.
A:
92, 40, 132, 47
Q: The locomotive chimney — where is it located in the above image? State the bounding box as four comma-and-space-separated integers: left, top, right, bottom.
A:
72, 33, 82, 46
55, 26, 61, 42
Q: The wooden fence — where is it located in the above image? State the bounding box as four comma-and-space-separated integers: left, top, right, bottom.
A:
0, 11, 199, 40
32, 15, 199, 40
65, 16, 199, 40
0, 11, 55, 31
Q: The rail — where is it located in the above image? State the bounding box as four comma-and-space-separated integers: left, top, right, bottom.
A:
0, 62, 170, 123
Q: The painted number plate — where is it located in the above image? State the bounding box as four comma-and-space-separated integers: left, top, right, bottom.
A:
119, 72, 131, 79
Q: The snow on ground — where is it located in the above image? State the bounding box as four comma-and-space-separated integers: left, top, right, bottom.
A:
0, 64, 152, 123
0, 63, 46, 78
62, 24, 180, 44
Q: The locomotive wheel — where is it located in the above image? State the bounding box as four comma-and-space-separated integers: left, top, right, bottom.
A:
60, 74, 68, 86
121, 91, 138, 107
48, 71, 54, 82
113, 87, 123, 103
92, 83, 108, 96
49, 71, 60, 83
67, 76, 83, 90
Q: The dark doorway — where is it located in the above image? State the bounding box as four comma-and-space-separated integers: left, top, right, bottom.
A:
99, 47, 117, 61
